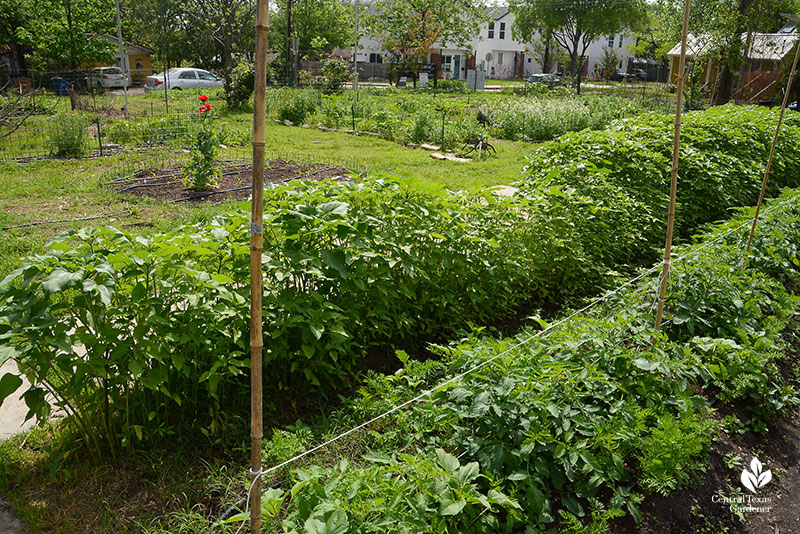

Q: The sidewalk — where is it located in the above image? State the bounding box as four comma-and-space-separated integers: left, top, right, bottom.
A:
0, 360, 32, 534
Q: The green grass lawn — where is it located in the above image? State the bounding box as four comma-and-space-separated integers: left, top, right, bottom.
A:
0, 106, 537, 280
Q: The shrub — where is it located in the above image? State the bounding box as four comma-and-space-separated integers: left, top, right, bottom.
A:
319, 57, 352, 94
225, 61, 255, 110
277, 89, 317, 124
514, 105, 800, 287
48, 112, 88, 157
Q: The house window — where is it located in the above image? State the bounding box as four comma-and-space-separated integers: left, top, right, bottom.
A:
443, 55, 453, 72
527, 57, 532, 63
488, 22, 495, 39
369, 53, 383, 63
499, 22, 506, 39
618, 34, 623, 48
608, 35, 615, 48
498, 52, 504, 65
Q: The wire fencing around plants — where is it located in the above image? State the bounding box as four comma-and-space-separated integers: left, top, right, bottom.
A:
0, 109, 200, 161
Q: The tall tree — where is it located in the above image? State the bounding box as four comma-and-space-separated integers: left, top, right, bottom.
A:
369, 0, 488, 82
16, 0, 116, 71
636, 0, 799, 103
270, 0, 353, 61
182, 0, 256, 81
0, 0, 33, 75
510, 0, 648, 92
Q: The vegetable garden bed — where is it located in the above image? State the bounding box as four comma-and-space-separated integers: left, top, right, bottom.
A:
108, 160, 354, 203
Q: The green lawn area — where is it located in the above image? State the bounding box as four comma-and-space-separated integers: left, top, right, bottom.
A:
0, 104, 536, 280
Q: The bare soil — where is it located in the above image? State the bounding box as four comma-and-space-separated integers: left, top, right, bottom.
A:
110, 159, 352, 203
611, 314, 800, 534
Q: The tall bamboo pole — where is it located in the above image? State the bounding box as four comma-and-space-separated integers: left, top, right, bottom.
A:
745, 41, 800, 253
654, 0, 693, 331
250, 0, 269, 531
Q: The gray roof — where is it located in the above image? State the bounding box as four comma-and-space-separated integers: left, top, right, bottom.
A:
97, 34, 155, 55
667, 31, 798, 61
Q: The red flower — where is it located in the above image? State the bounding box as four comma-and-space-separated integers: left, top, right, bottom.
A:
199, 103, 212, 113
198, 95, 209, 102
199, 105, 206, 112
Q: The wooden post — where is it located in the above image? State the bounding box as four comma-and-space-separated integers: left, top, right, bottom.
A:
250, 0, 269, 531
745, 41, 800, 252
654, 0, 692, 331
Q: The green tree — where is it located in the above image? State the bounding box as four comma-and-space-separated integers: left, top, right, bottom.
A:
510, 0, 648, 92
270, 0, 353, 61
635, 0, 799, 103
0, 0, 33, 75
369, 0, 488, 84
16, 0, 116, 71
600, 46, 620, 79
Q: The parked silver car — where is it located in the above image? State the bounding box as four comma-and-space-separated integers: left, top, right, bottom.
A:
89, 67, 130, 89
144, 68, 224, 93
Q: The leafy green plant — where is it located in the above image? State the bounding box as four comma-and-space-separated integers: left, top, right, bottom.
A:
48, 112, 88, 157
225, 61, 255, 110
319, 57, 352, 94
277, 89, 318, 124
636, 412, 715, 495
184, 96, 222, 191
246, 190, 800, 532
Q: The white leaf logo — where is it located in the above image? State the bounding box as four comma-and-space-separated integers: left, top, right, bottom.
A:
741, 457, 772, 493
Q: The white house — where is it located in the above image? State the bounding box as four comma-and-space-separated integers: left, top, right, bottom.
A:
353, 4, 638, 80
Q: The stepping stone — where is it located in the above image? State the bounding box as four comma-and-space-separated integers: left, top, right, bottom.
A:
420, 143, 441, 151
430, 152, 471, 163
487, 185, 519, 198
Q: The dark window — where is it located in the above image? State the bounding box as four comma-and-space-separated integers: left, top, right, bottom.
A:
488, 22, 495, 39
499, 22, 506, 39
179, 71, 196, 79
369, 53, 383, 63
197, 71, 217, 80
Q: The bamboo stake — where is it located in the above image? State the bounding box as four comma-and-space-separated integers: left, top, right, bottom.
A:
250, 0, 269, 531
654, 0, 693, 331
745, 41, 800, 253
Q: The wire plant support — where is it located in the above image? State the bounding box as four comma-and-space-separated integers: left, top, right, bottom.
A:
249, 0, 270, 532
654, 0, 693, 331
223, 190, 800, 528
745, 37, 800, 253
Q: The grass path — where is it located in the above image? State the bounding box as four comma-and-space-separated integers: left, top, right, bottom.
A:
0, 119, 536, 279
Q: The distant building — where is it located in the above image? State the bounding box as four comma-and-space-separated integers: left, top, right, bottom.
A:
666, 23, 799, 101
352, 4, 638, 81
94, 34, 155, 86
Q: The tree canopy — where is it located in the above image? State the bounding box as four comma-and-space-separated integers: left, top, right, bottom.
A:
12, 0, 116, 71
270, 0, 354, 61
510, 0, 648, 92
368, 0, 488, 78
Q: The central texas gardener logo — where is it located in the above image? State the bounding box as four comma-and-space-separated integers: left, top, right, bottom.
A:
741, 457, 772, 493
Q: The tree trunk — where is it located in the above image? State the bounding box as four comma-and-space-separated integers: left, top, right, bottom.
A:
543, 44, 550, 73
64, 0, 76, 70
714, 0, 757, 104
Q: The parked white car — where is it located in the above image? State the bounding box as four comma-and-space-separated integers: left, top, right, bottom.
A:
89, 67, 130, 89
144, 68, 224, 93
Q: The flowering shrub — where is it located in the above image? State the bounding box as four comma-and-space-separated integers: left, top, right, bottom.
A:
184, 95, 222, 191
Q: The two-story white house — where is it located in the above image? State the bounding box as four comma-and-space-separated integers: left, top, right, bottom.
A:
351, 4, 638, 81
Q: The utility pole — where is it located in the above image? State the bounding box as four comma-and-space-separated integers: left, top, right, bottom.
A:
159, 0, 169, 114
353, 0, 359, 90
114, 0, 129, 115
286, 0, 292, 86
